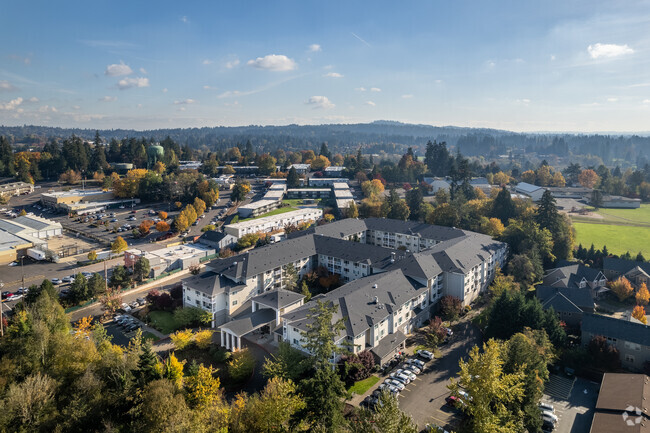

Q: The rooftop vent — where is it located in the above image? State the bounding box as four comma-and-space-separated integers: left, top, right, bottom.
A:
373, 296, 379, 304
373, 284, 378, 289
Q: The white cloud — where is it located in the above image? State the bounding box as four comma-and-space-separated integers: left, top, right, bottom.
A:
435, 79, 442, 84
117, 77, 149, 90
72, 105, 80, 110
588, 43, 634, 59
225, 58, 240, 69
486, 60, 496, 68
0, 80, 17, 92
38, 105, 57, 113
607, 97, 618, 102
180, 16, 188, 23
28, 97, 39, 102
308, 44, 322, 52
247, 54, 296, 71
370, 87, 381, 92
401, 94, 413, 99
550, 54, 556, 61
203, 85, 217, 90
139, 67, 147, 74
217, 90, 241, 99
324, 72, 343, 78
644, 99, 650, 104
178, 107, 186, 111
162, 88, 168, 93
306, 96, 334, 109
174, 99, 196, 105
365, 101, 376, 106
0, 97, 22, 111
105, 61, 133, 76
355, 87, 367, 92
202, 59, 214, 65
516, 98, 531, 105
100, 96, 117, 102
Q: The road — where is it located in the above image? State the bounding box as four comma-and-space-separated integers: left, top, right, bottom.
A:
397, 320, 482, 430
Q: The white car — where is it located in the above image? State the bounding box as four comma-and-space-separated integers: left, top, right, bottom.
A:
396, 369, 417, 381
82, 272, 93, 278
121, 303, 132, 312
539, 402, 555, 413
62, 276, 74, 283
407, 358, 426, 369
390, 372, 411, 384
7, 294, 22, 301
51, 278, 62, 285
404, 364, 421, 374
8, 261, 18, 267
417, 349, 434, 360
384, 378, 405, 391
542, 410, 558, 423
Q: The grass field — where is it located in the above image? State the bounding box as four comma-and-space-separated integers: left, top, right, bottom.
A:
239, 206, 298, 221
571, 204, 650, 256
282, 198, 323, 207
142, 331, 159, 343
347, 375, 380, 395
147, 311, 180, 334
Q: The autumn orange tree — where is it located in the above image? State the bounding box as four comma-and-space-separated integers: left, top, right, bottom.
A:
609, 276, 634, 301
139, 220, 154, 235
155, 221, 170, 232
578, 169, 600, 189
636, 283, 649, 306
158, 211, 168, 220
632, 305, 647, 324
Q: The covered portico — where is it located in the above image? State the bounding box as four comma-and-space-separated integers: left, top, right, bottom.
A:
219, 308, 276, 351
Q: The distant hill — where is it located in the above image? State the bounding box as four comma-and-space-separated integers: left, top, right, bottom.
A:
1, 121, 649, 164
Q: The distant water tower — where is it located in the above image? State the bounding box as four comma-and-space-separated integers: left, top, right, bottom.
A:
147, 144, 165, 169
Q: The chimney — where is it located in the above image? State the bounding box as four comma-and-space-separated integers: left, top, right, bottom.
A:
373, 296, 379, 304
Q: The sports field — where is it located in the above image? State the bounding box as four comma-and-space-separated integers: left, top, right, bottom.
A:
571, 204, 650, 256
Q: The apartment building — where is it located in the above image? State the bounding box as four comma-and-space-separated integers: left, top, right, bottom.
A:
224, 208, 323, 238
182, 217, 507, 357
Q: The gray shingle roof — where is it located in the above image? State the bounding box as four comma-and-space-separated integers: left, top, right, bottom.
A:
251, 288, 304, 310
603, 257, 650, 276
364, 217, 467, 242
536, 285, 594, 313
425, 233, 505, 274
182, 271, 246, 296
370, 330, 407, 360
283, 270, 425, 338
582, 313, 650, 347
543, 264, 604, 288
219, 308, 276, 337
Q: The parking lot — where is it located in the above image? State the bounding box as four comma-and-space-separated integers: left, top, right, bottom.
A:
542, 375, 599, 433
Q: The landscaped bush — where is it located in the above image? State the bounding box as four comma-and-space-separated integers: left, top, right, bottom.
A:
170, 329, 193, 350
210, 346, 231, 363
339, 350, 375, 386
173, 306, 212, 328
193, 330, 214, 349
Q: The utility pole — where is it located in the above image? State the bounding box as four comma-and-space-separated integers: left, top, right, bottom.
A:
21, 256, 24, 290
104, 260, 108, 293
0, 281, 4, 337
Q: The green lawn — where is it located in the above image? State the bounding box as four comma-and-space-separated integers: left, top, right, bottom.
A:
142, 331, 159, 343
347, 375, 380, 395
147, 311, 180, 334
570, 203, 650, 256
573, 222, 649, 256
282, 198, 322, 207
239, 206, 298, 221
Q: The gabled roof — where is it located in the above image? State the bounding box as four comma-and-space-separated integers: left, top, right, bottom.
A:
199, 230, 235, 243
543, 263, 604, 288
363, 217, 467, 243
182, 271, 245, 296
515, 182, 544, 193
536, 285, 594, 313
219, 308, 276, 337
582, 313, 650, 347
282, 270, 425, 338
251, 288, 304, 310
425, 233, 506, 274
603, 257, 650, 275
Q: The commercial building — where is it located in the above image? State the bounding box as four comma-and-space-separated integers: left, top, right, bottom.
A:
124, 244, 215, 278
0, 181, 34, 198
597, 195, 642, 209
40, 189, 115, 211
224, 208, 323, 238
514, 182, 545, 201
589, 373, 650, 433
183, 218, 507, 360
0, 214, 63, 263
0, 230, 34, 264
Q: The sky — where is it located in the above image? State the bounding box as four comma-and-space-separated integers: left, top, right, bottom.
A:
1, 0, 650, 132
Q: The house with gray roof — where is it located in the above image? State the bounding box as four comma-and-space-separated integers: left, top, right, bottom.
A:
603, 257, 650, 290
543, 263, 608, 297
582, 313, 650, 372
536, 285, 595, 327
514, 182, 545, 201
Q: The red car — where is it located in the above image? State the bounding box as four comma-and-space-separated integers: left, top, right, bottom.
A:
445, 395, 464, 408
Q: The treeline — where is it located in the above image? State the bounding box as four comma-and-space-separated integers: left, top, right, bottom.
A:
2, 122, 650, 164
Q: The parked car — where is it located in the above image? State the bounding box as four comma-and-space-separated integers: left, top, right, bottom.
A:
7, 294, 23, 301
129, 301, 139, 309
396, 369, 416, 381
1, 291, 12, 300
425, 424, 450, 433
539, 402, 555, 414
390, 372, 411, 384
378, 383, 400, 396
51, 278, 62, 285
542, 411, 558, 423
121, 303, 132, 312
458, 390, 472, 402
404, 364, 421, 375
445, 327, 453, 336
417, 349, 434, 360
445, 395, 466, 410
384, 378, 405, 391
62, 276, 74, 283
406, 358, 425, 369
82, 272, 93, 278
8, 261, 18, 267
136, 297, 146, 306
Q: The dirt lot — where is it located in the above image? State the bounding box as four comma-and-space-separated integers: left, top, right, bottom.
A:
47, 233, 102, 258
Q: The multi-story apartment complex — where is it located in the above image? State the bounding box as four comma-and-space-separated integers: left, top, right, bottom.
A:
224, 208, 323, 238
182, 218, 508, 363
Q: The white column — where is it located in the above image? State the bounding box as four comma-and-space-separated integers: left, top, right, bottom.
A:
220, 330, 224, 347
236, 336, 241, 350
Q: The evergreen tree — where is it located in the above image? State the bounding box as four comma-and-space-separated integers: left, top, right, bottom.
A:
319, 142, 332, 160
287, 166, 300, 188
535, 190, 560, 233
0, 136, 15, 176
135, 341, 161, 386
491, 187, 516, 224
636, 252, 646, 262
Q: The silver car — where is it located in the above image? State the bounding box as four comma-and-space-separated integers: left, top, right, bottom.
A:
396, 368, 416, 381
384, 378, 405, 391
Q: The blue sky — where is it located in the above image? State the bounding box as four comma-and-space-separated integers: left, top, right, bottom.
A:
1, 0, 650, 132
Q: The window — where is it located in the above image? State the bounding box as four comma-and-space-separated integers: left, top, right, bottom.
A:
625, 354, 636, 364
232, 300, 238, 306
293, 339, 299, 345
